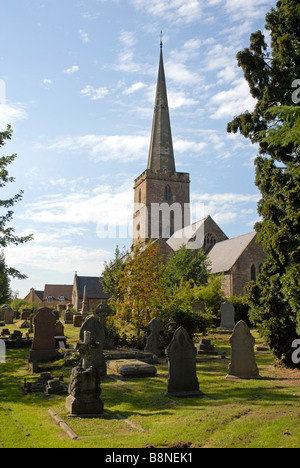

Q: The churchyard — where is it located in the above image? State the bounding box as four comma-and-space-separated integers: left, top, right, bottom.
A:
1, 312, 300, 449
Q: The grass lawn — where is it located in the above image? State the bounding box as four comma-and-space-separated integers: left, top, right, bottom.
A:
0, 323, 300, 448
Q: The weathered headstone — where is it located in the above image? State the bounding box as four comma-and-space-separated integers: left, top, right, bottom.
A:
73, 314, 85, 328
79, 316, 106, 377
226, 320, 261, 380
21, 309, 31, 320
66, 331, 104, 417
144, 317, 164, 356
166, 327, 203, 397
107, 359, 157, 377
220, 301, 235, 330
66, 366, 103, 417
4, 309, 14, 325
29, 308, 58, 362
64, 309, 73, 324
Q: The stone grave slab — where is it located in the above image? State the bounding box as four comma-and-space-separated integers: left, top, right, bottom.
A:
107, 359, 157, 377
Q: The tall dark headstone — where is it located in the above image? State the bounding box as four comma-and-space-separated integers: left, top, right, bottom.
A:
29, 308, 58, 362
166, 327, 203, 397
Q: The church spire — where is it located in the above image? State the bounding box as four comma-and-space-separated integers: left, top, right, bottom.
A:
147, 40, 176, 174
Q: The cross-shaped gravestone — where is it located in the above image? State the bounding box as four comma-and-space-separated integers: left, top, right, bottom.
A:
79, 316, 106, 377
144, 317, 164, 356
75, 331, 99, 370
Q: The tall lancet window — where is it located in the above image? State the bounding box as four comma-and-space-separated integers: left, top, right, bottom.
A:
164, 185, 173, 203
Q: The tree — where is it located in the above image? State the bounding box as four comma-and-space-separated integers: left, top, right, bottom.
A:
0, 125, 33, 279
110, 241, 171, 337
164, 245, 211, 291
227, 0, 300, 367
102, 246, 126, 302
0, 251, 12, 304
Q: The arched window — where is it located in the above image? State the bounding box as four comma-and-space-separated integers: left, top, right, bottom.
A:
204, 233, 216, 248
251, 265, 256, 282
164, 185, 172, 203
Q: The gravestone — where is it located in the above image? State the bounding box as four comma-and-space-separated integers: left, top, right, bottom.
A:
107, 359, 157, 377
21, 310, 31, 320
79, 316, 106, 377
66, 331, 104, 417
226, 321, 261, 380
55, 321, 64, 337
73, 314, 85, 328
196, 338, 218, 355
220, 301, 235, 330
64, 309, 73, 324
166, 327, 203, 397
4, 309, 14, 325
95, 302, 113, 349
144, 317, 164, 357
29, 308, 58, 362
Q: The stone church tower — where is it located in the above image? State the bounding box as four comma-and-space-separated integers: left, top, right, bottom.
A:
133, 42, 190, 246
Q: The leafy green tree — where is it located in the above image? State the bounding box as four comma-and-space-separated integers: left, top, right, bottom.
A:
0, 125, 33, 279
227, 0, 300, 366
164, 245, 211, 290
102, 246, 126, 302
0, 251, 12, 304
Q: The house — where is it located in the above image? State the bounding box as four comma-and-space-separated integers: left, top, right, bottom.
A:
42, 284, 73, 309
24, 288, 44, 305
72, 274, 110, 312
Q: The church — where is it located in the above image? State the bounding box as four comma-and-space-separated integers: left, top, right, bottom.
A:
132, 41, 266, 297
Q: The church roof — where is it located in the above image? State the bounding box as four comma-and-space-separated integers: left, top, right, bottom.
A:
207, 231, 257, 273
147, 43, 176, 174
75, 275, 109, 300
167, 218, 206, 251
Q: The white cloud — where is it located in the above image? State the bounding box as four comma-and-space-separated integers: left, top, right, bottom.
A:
79, 29, 90, 43
119, 30, 137, 48
123, 82, 147, 95
80, 85, 109, 100
36, 133, 150, 162
64, 65, 79, 74
191, 191, 260, 225
224, 0, 274, 22
41, 78, 52, 85
0, 102, 28, 128
166, 60, 201, 86
209, 78, 257, 119
168, 89, 198, 109
131, 0, 203, 23
6, 242, 109, 275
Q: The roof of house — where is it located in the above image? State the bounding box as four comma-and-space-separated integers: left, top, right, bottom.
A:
43, 284, 73, 300
34, 290, 44, 301
75, 276, 110, 299
207, 231, 257, 274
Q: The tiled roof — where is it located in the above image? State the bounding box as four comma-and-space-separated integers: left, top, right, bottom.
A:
76, 276, 109, 299
207, 232, 257, 273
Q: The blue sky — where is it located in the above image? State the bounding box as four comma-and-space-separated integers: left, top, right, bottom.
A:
0, 0, 276, 298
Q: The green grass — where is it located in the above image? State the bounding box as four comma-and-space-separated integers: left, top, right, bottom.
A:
0, 324, 300, 448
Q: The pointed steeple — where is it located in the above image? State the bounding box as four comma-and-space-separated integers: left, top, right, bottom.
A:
147, 41, 176, 174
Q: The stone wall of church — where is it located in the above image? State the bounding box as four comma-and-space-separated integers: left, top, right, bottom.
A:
133, 170, 190, 245
230, 237, 267, 296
